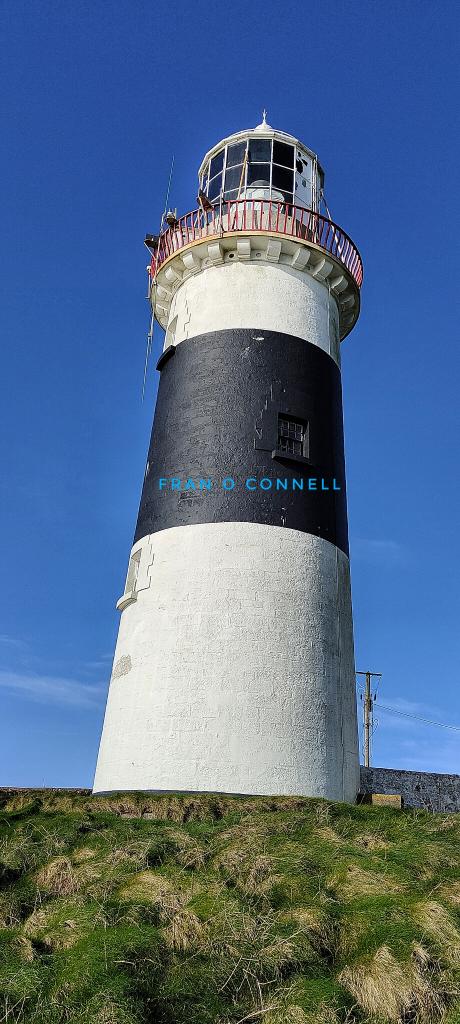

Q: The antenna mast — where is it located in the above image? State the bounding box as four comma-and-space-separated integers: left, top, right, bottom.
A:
142, 155, 175, 400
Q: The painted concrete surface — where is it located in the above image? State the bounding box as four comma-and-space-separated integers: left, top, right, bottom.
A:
165, 261, 341, 365
93, 523, 360, 801
136, 328, 349, 552
360, 767, 460, 813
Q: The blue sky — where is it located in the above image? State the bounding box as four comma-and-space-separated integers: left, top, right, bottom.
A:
1, 0, 459, 787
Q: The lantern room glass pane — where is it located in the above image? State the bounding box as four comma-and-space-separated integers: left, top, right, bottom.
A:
272, 165, 294, 194
273, 141, 294, 168
226, 141, 247, 167
208, 174, 222, 200
209, 150, 224, 178
248, 138, 271, 163
224, 164, 244, 193
247, 162, 270, 186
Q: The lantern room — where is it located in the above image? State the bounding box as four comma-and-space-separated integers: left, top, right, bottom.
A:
198, 114, 324, 212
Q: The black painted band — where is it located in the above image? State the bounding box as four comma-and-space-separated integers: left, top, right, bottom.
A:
134, 329, 349, 555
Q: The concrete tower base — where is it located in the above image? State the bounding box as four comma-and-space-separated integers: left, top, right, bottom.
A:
93, 522, 360, 801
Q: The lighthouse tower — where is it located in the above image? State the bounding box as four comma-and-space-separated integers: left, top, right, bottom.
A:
93, 117, 363, 801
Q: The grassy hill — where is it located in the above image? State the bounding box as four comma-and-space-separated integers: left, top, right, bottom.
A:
0, 790, 459, 1024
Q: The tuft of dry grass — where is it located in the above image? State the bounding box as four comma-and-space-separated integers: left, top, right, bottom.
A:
0, 890, 22, 928
339, 944, 446, 1022
15, 935, 35, 962
166, 827, 207, 870
71, 845, 98, 863
243, 855, 274, 894
214, 844, 278, 900
353, 832, 389, 852
36, 856, 81, 896
117, 869, 189, 924
331, 863, 402, 899
263, 998, 310, 1024
162, 908, 208, 951
104, 839, 152, 869
69, 995, 141, 1024
308, 1005, 341, 1024
314, 827, 343, 846
414, 845, 460, 882
415, 901, 460, 964
439, 881, 460, 907
23, 900, 90, 951
118, 870, 174, 902
314, 802, 333, 827
286, 909, 339, 960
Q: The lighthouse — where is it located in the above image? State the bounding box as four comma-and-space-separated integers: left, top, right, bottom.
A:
93, 116, 363, 801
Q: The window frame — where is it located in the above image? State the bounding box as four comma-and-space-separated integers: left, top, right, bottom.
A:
201, 138, 297, 205
273, 414, 311, 465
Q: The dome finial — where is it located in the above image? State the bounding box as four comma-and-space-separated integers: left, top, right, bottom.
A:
255, 108, 273, 132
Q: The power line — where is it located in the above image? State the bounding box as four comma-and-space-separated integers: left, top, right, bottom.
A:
376, 702, 460, 732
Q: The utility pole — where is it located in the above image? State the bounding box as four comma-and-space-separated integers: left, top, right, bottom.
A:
356, 671, 382, 767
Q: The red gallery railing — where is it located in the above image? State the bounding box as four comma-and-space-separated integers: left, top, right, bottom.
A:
151, 200, 363, 289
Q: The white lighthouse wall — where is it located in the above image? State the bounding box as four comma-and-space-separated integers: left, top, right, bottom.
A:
93, 522, 360, 802
166, 262, 341, 366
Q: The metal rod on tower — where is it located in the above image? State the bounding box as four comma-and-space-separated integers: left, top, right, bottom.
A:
356, 671, 382, 767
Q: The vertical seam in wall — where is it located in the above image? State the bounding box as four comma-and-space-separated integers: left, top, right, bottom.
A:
183, 296, 191, 339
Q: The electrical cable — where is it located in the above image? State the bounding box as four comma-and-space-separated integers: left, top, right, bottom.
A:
376, 703, 460, 732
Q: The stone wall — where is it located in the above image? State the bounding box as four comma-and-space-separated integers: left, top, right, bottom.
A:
360, 766, 460, 813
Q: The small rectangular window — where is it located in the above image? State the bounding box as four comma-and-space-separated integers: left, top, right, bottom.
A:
278, 415, 309, 458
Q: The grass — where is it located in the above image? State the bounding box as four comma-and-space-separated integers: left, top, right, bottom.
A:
0, 791, 458, 1023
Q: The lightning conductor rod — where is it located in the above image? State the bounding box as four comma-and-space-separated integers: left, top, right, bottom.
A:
142, 155, 175, 400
